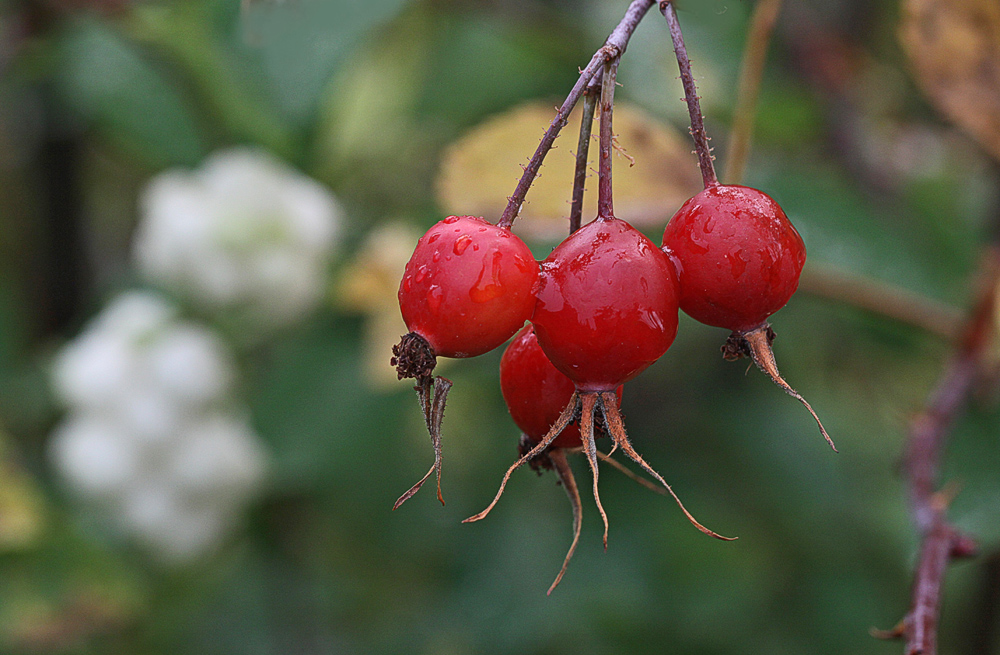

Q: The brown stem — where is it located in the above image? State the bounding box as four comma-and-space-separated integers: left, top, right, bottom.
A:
876, 247, 1000, 654
598, 392, 735, 541
569, 87, 599, 234
597, 60, 620, 220
724, 0, 783, 184
797, 264, 962, 341
735, 325, 837, 452
497, 0, 655, 229
548, 446, 583, 595
464, 392, 580, 523
660, 1, 718, 188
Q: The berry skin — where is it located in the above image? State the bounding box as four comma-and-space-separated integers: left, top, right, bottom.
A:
532, 218, 680, 391
500, 325, 621, 449
661, 185, 805, 333
399, 216, 539, 359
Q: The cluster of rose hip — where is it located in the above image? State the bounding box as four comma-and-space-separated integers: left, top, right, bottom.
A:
391, 0, 833, 593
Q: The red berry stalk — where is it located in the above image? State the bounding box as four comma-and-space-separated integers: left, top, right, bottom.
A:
661, 1, 833, 450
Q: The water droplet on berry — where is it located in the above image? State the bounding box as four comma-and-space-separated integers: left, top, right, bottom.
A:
454, 234, 473, 255
427, 233, 440, 244
443, 216, 460, 224
688, 232, 710, 255
432, 251, 441, 263
703, 216, 715, 233
427, 285, 444, 312
402, 276, 412, 292
414, 265, 429, 283
725, 249, 747, 278
472, 243, 480, 251
470, 251, 505, 303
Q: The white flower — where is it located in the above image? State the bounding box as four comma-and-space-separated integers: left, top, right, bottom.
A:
134, 147, 343, 328
49, 291, 268, 564
49, 416, 141, 501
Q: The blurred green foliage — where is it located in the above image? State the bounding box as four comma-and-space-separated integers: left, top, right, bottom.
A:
0, 0, 998, 653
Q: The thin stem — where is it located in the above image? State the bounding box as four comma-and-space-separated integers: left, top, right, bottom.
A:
464, 392, 580, 523
569, 87, 599, 234
660, 1, 719, 188
548, 449, 583, 595
597, 60, 620, 220
724, 0, 783, 184
497, 0, 655, 229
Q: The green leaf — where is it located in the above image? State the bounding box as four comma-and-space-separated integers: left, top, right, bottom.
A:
53, 18, 206, 167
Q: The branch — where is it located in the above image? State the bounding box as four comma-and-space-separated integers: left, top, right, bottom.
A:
498, 0, 655, 229
660, 1, 718, 188
877, 248, 999, 654
724, 0, 783, 185
797, 264, 962, 341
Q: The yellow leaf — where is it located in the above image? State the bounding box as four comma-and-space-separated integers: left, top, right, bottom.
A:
900, 0, 1000, 160
0, 433, 45, 552
334, 222, 452, 389
436, 100, 702, 240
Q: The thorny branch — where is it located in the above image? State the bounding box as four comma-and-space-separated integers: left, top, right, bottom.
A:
498, 0, 655, 229
660, 1, 718, 189
875, 247, 1000, 654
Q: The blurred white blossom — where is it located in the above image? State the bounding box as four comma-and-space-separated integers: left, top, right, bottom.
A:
50, 291, 268, 564
134, 147, 343, 329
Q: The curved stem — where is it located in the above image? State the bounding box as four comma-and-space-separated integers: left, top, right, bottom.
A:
724, 0, 783, 184
597, 60, 620, 220
569, 87, 599, 234
497, 0, 655, 229
739, 326, 837, 452
660, 1, 718, 188
599, 392, 735, 541
464, 392, 580, 523
579, 393, 609, 549
548, 449, 583, 595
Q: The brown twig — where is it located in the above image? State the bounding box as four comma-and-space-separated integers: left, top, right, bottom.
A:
660, 1, 718, 189
597, 60, 620, 220
568, 86, 599, 234
877, 248, 999, 654
724, 0, 783, 185
498, 0, 655, 229
797, 264, 963, 341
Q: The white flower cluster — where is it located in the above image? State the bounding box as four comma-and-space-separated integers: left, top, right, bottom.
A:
133, 147, 342, 330
50, 292, 268, 563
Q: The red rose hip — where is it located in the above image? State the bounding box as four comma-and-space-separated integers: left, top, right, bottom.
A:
661, 184, 805, 333
391, 216, 540, 510
662, 185, 835, 452
532, 217, 679, 391
500, 325, 621, 450
399, 215, 539, 359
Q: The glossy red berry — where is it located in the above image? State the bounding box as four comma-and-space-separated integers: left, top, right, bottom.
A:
500, 325, 621, 449
398, 216, 539, 358
532, 218, 680, 391
661, 185, 805, 333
